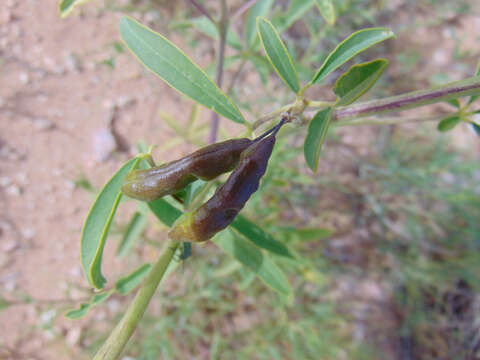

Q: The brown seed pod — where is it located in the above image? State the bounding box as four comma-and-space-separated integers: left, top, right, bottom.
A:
121, 138, 251, 202
169, 120, 285, 242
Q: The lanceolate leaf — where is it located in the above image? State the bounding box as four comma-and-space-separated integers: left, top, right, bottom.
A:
304, 107, 333, 172
191, 17, 242, 51
437, 115, 461, 132
65, 303, 91, 320
232, 215, 294, 258
472, 123, 480, 136
115, 263, 152, 295
257, 17, 300, 93
116, 211, 148, 257
334, 58, 389, 106
215, 231, 291, 296
147, 198, 182, 227
246, 0, 274, 48
120, 16, 245, 124
315, 0, 336, 25
81, 157, 141, 289
58, 0, 92, 18
273, 0, 316, 33
311, 28, 395, 84
65, 291, 112, 319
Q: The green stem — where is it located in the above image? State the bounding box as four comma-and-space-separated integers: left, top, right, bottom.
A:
93, 241, 180, 360
333, 114, 443, 127
208, 0, 228, 144
333, 76, 480, 121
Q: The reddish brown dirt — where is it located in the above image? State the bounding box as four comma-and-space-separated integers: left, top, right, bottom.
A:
0, 1, 203, 358
1, 1, 480, 359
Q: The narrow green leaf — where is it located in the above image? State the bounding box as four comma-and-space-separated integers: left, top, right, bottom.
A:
437, 115, 461, 132
257, 17, 300, 93
58, 0, 91, 18
246, 0, 274, 48
315, 0, 336, 25
65, 303, 91, 319
304, 107, 333, 172
472, 123, 480, 136
468, 60, 480, 105
232, 215, 294, 258
280, 226, 334, 242
180, 242, 192, 260
120, 17, 245, 124
215, 231, 291, 296
115, 263, 152, 295
65, 291, 112, 319
333, 58, 389, 106
184, 180, 207, 206
81, 157, 141, 289
147, 198, 182, 227
116, 212, 148, 258
190, 17, 242, 51
446, 99, 461, 108
296, 227, 334, 241
273, 0, 316, 33
91, 292, 112, 305
311, 28, 395, 84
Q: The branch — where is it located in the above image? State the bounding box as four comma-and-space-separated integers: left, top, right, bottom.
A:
333, 76, 480, 121
231, 0, 259, 20
186, 0, 216, 24
208, 0, 228, 144
93, 241, 180, 360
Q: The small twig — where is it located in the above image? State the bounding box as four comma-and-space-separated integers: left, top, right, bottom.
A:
185, 0, 216, 24
208, 0, 228, 144
333, 76, 480, 121
333, 114, 444, 127
252, 103, 294, 130
231, 0, 259, 20
93, 241, 180, 360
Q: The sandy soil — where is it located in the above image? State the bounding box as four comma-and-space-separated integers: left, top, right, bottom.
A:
1, 0, 479, 359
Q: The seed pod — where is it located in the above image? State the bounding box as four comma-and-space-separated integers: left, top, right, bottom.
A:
121, 138, 251, 202
169, 133, 277, 242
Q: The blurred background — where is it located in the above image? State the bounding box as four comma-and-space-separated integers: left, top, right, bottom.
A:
1, 0, 480, 359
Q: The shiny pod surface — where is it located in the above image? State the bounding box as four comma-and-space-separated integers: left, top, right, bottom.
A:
169, 135, 276, 242
121, 138, 252, 202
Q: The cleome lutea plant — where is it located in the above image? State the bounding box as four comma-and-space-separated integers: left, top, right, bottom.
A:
60, 1, 480, 359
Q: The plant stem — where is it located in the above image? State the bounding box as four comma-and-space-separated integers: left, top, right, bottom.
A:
333, 114, 445, 127
333, 76, 480, 121
252, 103, 294, 130
186, 0, 215, 24
208, 0, 228, 144
93, 241, 180, 360
231, 0, 258, 20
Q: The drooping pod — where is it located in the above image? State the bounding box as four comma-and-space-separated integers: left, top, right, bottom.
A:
168, 120, 285, 242
121, 138, 252, 202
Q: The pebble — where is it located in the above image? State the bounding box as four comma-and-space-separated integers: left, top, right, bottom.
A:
116, 95, 136, 109
92, 128, 117, 162
33, 117, 55, 130
2, 239, 18, 252
22, 228, 36, 240
6, 184, 21, 196
40, 309, 57, 325
64, 52, 81, 73
0, 176, 11, 187
19, 72, 29, 85
66, 327, 82, 346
